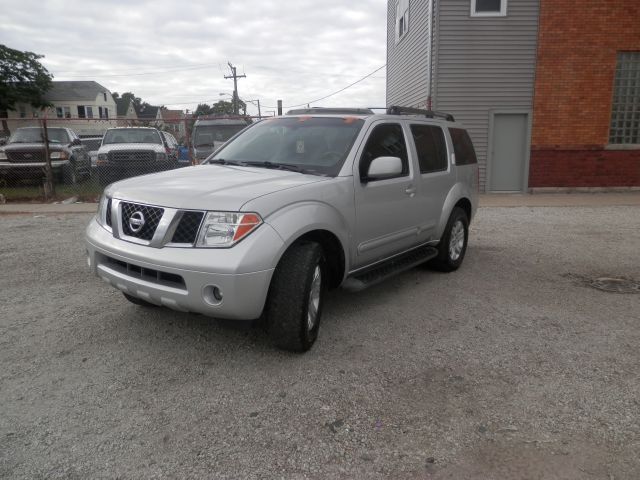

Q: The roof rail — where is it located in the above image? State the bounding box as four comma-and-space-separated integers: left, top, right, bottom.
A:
286, 107, 374, 115
386, 105, 455, 122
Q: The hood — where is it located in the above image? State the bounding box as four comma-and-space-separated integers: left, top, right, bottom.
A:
98, 143, 163, 153
3, 142, 65, 151
106, 164, 329, 211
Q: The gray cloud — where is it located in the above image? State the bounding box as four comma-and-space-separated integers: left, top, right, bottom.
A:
0, 0, 388, 115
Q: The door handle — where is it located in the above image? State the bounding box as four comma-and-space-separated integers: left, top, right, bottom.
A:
405, 186, 416, 197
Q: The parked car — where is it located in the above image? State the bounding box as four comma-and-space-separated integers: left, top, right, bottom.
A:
80, 135, 103, 170
95, 127, 177, 185
86, 107, 478, 352
0, 126, 91, 184
191, 117, 250, 162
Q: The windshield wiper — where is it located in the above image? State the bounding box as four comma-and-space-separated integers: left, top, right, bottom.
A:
244, 161, 307, 173
207, 158, 247, 167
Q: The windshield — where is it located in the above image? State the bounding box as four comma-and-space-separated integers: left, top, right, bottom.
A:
209, 116, 364, 176
9, 128, 70, 144
103, 128, 162, 145
193, 125, 246, 147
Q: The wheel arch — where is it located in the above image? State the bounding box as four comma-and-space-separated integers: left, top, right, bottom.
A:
265, 202, 350, 289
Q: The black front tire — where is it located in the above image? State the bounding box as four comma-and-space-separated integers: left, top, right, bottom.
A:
266, 242, 327, 352
428, 207, 469, 272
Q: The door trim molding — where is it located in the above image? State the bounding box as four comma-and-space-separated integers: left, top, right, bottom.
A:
487, 109, 532, 193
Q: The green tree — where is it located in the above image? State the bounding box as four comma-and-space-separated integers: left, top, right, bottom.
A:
0, 44, 53, 112
193, 103, 214, 117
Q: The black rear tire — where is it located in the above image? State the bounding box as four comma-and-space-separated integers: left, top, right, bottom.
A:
428, 206, 469, 272
123, 292, 157, 307
266, 242, 327, 352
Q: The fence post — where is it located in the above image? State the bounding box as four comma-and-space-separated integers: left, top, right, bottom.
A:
41, 117, 55, 200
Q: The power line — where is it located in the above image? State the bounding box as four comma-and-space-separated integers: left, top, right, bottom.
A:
50, 63, 220, 78
262, 64, 386, 109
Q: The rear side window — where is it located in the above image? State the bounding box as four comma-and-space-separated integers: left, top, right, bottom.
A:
359, 123, 409, 180
449, 128, 478, 165
410, 124, 448, 173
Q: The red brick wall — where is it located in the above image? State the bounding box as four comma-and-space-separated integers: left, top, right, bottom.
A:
530, 148, 640, 187
530, 0, 640, 187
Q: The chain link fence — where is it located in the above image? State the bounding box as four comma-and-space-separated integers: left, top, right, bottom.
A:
0, 115, 254, 203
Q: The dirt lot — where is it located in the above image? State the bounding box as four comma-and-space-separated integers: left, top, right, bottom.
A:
1, 207, 638, 479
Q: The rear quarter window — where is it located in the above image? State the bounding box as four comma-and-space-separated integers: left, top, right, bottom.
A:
449, 128, 477, 165
410, 124, 448, 174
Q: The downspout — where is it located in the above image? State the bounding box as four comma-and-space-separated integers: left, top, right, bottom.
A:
427, 0, 437, 110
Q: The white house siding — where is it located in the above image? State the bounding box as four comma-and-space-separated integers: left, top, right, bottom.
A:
386, 0, 434, 108
432, 0, 539, 190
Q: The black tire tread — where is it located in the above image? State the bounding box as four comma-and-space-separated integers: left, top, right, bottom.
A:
428, 206, 469, 272
267, 242, 324, 352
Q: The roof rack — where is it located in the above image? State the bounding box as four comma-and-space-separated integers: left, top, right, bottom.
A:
386, 105, 455, 122
286, 107, 374, 115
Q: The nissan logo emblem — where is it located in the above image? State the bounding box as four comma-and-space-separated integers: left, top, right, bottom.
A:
128, 211, 145, 233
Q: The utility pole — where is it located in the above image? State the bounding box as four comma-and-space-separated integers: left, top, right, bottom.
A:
224, 62, 246, 115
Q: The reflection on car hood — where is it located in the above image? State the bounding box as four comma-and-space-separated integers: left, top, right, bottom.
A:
106, 164, 329, 211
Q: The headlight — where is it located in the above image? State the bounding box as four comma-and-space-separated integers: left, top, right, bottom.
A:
50, 151, 68, 160
156, 152, 167, 161
0, 151, 6, 160
97, 153, 107, 165
196, 212, 262, 248
96, 195, 110, 227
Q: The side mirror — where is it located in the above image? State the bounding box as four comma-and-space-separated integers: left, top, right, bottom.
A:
365, 156, 403, 181
71, 138, 82, 146
0, 138, 6, 146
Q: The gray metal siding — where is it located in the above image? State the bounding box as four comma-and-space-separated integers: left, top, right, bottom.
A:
433, 0, 539, 190
386, 0, 433, 108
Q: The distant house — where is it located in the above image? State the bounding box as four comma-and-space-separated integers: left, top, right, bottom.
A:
159, 109, 186, 141
387, 0, 640, 191
2, 81, 118, 137
115, 97, 137, 126
135, 104, 160, 125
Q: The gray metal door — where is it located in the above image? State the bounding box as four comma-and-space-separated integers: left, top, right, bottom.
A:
489, 113, 528, 192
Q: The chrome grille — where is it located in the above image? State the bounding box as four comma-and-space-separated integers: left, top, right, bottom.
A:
107, 150, 155, 163
171, 211, 204, 244
120, 202, 164, 241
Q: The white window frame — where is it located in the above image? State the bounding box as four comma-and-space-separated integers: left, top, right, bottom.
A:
395, 0, 410, 44
471, 0, 507, 17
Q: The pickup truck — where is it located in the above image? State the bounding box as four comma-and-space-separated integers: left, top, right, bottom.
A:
86, 107, 478, 352
0, 126, 91, 184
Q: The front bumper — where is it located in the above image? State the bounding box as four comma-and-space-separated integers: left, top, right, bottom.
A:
0, 160, 69, 177
85, 217, 282, 320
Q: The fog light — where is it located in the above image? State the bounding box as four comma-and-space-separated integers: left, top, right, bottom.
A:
203, 285, 223, 306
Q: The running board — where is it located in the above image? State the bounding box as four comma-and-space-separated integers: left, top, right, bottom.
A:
342, 245, 438, 292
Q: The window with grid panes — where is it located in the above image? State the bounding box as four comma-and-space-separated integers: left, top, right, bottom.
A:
610, 52, 640, 145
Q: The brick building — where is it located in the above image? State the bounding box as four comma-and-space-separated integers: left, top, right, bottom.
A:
387, 0, 640, 191
530, 0, 640, 188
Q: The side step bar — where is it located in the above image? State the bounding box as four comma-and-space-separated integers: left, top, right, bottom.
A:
342, 245, 439, 292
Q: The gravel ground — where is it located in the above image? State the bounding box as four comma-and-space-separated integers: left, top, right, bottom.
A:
0, 207, 638, 479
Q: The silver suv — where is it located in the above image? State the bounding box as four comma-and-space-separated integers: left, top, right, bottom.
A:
86, 107, 478, 351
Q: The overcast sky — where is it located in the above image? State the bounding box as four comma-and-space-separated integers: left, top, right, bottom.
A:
1, 0, 388, 116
